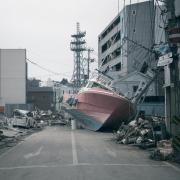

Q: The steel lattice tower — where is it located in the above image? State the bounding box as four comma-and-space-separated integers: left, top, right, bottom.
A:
70, 23, 86, 91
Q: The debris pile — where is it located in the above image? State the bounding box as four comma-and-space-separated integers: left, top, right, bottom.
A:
150, 140, 173, 161
114, 116, 167, 149
0, 126, 29, 150
34, 110, 67, 127
113, 116, 180, 162
0, 113, 43, 153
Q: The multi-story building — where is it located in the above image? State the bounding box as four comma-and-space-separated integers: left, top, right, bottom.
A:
98, 1, 155, 79
0, 49, 27, 116
98, 1, 166, 117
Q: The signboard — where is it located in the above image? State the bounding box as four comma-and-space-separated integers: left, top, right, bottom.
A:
157, 52, 173, 67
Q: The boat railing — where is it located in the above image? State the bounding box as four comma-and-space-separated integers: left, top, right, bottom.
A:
90, 71, 125, 97
90, 71, 113, 88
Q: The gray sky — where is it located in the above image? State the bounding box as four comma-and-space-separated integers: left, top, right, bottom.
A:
0, 0, 146, 81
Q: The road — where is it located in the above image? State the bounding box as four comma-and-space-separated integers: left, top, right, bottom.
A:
0, 126, 180, 180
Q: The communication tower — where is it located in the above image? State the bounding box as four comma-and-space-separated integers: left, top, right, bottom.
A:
70, 23, 86, 91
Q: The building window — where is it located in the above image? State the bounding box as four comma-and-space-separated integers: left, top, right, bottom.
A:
102, 43, 107, 53
101, 16, 120, 40
115, 63, 121, 71
132, 10, 136, 15
133, 85, 138, 93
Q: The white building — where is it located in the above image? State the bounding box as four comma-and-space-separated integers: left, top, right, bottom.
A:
0, 49, 26, 110
113, 71, 156, 99
54, 84, 74, 111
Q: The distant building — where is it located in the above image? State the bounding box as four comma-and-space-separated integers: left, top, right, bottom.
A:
35, 78, 74, 112
54, 84, 74, 112
0, 49, 27, 105
27, 87, 54, 111
27, 78, 41, 88
0, 49, 27, 116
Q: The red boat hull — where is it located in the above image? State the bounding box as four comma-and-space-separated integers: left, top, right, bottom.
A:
76, 87, 135, 131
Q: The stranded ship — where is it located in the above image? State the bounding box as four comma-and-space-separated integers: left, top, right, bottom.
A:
64, 71, 135, 131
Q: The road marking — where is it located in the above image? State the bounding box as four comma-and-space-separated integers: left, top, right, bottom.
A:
0, 163, 171, 170
0, 133, 36, 160
0, 164, 59, 170
71, 131, 78, 165
24, 146, 44, 159
163, 161, 180, 173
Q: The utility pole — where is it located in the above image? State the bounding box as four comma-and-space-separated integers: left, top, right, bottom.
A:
86, 48, 94, 79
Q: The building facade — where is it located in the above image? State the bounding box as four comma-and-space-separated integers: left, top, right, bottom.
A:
0, 49, 26, 105
0, 49, 27, 115
98, 1, 155, 80
113, 71, 156, 99
54, 84, 74, 112
27, 87, 54, 111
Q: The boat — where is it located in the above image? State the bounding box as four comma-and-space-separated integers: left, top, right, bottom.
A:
63, 71, 135, 131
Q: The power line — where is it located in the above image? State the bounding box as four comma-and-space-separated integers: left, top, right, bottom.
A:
26, 58, 71, 77
124, 36, 158, 55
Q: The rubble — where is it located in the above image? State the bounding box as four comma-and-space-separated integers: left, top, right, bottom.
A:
113, 117, 164, 149
0, 114, 43, 154
113, 116, 180, 163
0, 109, 68, 156
150, 140, 173, 161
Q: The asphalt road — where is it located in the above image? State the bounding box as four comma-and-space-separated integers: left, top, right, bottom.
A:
0, 126, 180, 180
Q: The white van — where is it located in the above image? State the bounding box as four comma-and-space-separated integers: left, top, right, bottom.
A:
12, 109, 36, 128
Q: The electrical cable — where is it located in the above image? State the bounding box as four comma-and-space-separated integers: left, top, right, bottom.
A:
26, 58, 71, 77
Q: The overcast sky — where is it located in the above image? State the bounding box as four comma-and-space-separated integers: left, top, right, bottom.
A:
0, 0, 147, 82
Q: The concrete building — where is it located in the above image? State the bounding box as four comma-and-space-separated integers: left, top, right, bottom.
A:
98, 1, 155, 80
97, 1, 166, 117
0, 49, 27, 115
27, 87, 54, 111
54, 84, 74, 112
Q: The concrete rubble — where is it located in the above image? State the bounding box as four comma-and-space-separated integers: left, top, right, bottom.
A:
0, 114, 43, 153
150, 140, 173, 161
0, 110, 68, 154
113, 116, 180, 162
114, 117, 167, 147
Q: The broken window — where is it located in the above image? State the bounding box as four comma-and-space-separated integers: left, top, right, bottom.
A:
133, 85, 138, 93
140, 61, 148, 74
115, 63, 121, 71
